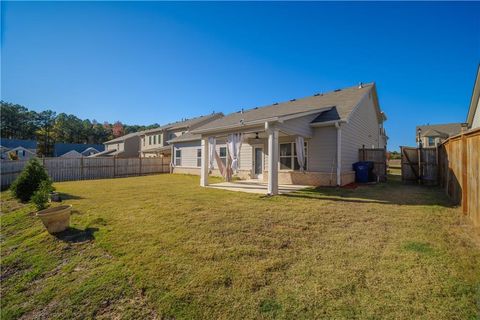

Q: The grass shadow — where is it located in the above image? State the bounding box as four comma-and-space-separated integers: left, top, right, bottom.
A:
58, 193, 84, 200
282, 174, 455, 207
53, 227, 98, 243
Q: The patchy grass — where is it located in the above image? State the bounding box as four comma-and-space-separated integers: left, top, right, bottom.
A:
1, 174, 479, 319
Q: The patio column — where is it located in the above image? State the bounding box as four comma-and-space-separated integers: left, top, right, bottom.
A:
267, 124, 279, 195
200, 137, 209, 187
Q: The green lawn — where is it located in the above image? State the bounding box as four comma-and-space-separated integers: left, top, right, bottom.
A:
1, 174, 479, 319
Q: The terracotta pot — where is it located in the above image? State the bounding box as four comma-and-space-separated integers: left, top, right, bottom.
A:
36, 205, 72, 234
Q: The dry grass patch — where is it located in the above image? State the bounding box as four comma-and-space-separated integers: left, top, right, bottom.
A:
2, 174, 479, 319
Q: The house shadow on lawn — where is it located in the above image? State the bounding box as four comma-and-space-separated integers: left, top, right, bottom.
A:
283, 174, 455, 207
54, 227, 98, 243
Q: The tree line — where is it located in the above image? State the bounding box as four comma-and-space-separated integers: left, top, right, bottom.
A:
1, 101, 159, 156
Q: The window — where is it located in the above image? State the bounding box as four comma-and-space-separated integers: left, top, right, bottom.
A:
197, 149, 202, 167
219, 147, 227, 166
158, 134, 161, 145
143, 138, 145, 147
428, 137, 435, 146
149, 136, 152, 145
175, 149, 182, 166
22, 150, 25, 156
279, 142, 307, 170
153, 135, 157, 145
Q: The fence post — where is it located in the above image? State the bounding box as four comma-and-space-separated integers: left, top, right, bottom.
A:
113, 156, 116, 177
139, 155, 142, 176
461, 134, 468, 214
80, 157, 84, 180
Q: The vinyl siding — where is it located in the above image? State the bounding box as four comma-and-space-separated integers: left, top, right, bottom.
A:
173, 141, 201, 167
277, 113, 317, 137
472, 98, 480, 129
122, 136, 140, 157
341, 92, 382, 171
174, 139, 254, 171
308, 126, 338, 172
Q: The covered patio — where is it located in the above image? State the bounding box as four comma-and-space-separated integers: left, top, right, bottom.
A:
194, 111, 329, 195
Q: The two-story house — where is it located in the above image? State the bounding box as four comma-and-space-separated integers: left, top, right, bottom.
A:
92, 132, 142, 158
140, 113, 223, 160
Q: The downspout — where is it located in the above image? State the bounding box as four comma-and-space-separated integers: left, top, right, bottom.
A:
335, 122, 342, 186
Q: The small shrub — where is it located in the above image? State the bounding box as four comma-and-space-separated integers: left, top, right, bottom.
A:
10, 158, 50, 202
31, 180, 55, 211
31, 189, 49, 211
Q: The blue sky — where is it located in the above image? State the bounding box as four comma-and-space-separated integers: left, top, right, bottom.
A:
1, 1, 479, 151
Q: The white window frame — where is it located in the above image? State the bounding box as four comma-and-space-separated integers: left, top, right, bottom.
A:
219, 146, 227, 166
196, 148, 202, 167
279, 141, 308, 171
175, 149, 182, 166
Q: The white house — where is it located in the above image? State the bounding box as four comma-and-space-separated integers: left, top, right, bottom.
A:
2, 146, 36, 160
170, 83, 387, 194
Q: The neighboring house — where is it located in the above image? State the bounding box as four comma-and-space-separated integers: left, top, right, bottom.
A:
2, 146, 36, 160
466, 64, 480, 130
171, 83, 387, 193
140, 113, 223, 159
416, 123, 465, 147
54, 143, 104, 157
93, 132, 141, 158
0, 138, 37, 160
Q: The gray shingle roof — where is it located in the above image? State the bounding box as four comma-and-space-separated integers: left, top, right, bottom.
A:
168, 131, 200, 144
416, 123, 464, 138
105, 132, 141, 144
141, 113, 223, 135
192, 83, 376, 133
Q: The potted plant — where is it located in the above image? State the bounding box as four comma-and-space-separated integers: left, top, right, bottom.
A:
32, 180, 71, 233
10, 159, 72, 234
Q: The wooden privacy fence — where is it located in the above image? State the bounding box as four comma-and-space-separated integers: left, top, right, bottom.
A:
400, 128, 479, 228
400, 147, 438, 185
1, 157, 170, 189
358, 148, 387, 182
438, 128, 480, 228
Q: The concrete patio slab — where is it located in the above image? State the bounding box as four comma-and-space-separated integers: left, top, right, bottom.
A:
207, 179, 312, 194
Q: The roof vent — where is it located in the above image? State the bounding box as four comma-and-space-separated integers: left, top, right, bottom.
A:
334, 89, 341, 92
358, 82, 364, 89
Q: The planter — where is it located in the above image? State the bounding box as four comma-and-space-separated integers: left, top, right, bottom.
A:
50, 192, 61, 202
36, 205, 72, 234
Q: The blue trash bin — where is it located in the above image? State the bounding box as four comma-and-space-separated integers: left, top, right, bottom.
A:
353, 162, 369, 183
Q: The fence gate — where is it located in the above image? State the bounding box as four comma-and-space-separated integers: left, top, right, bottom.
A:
400, 146, 438, 185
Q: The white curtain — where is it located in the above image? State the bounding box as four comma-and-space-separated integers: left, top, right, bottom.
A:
295, 136, 305, 172
227, 133, 243, 173
208, 137, 216, 173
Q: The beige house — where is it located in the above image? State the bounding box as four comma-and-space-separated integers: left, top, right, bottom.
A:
415, 123, 465, 147
171, 83, 387, 194
466, 64, 480, 130
140, 113, 223, 159
93, 132, 141, 158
